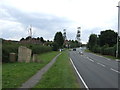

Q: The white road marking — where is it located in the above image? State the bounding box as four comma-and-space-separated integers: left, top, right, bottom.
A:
115, 59, 120, 62
85, 56, 94, 62
110, 68, 120, 74
106, 59, 110, 61
89, 59, 94, 62
97, 62, 105, 67
70, 58, 89, 90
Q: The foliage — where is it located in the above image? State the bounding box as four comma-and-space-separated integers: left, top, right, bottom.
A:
87, 34, 98, 51
52, 42, 59, 51
69, 40, 80, 48
87, 29, 119, 58
54, 32, 64, 48
99, 30, 117, 47
27, 44, 52, 54
2, 41, 20, 62
2, 40, 52, 62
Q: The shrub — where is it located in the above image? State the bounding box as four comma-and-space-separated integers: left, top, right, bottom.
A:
52, 42, 59, 51
2, 42, 20, 62
28, 44, 52, 54
92, 45, 101, 53
2, 41, 52, 62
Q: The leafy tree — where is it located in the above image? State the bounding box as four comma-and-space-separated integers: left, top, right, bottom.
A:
54, 32, 64, 48
87, 34, 98, 51
20, 38, 25, 41
37, 37, 40, 40
26, 36, 31, 40
40, 37, 45, 43
99, 30, 117, 47
52, 42, 59, 51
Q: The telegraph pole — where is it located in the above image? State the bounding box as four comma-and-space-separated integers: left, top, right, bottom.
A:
116, 1, 120, 58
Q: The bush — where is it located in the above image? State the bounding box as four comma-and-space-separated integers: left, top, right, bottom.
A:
28, 44, 52, 54
52, 42, 59, 51
2, 41, 52, 63
104, 46, 116, 56
92, 45, 101, 53
100, 44, 109, 55
2, 42, 20, 62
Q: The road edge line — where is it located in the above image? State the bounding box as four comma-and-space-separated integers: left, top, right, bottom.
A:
70, 58, 89, 90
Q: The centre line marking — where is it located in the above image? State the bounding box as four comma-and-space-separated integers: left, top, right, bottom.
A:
89, 59, 94, 62
106, 59, 110, 61
97, 62, 105, 67
110, 68, 120, 74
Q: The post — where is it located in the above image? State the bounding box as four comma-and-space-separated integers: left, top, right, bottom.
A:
116, 2, 120, 58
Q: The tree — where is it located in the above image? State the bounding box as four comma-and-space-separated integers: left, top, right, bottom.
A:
37, 37, 40, 40
26, 36, 31, 40
87, 34, 98, 51
99, 30, 117, 47
52, 42, 59, 51
20, 38, 25, 41
40, 37, 45, 43
54, 32, 64, 48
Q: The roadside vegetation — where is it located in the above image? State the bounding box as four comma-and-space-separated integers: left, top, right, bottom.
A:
87, 29, 120, 58
2, 51, 59, 88
2, 40, 52, 62
85, 49, 118, 60
34, 51, 80, 88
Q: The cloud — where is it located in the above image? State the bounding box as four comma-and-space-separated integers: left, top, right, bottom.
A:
0, 0, 119, 43
0, 5, 74, 41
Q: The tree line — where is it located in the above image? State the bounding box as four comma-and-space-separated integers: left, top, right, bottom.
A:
52, 32, 80, 50
2, 31, 81, 62
87, 29, 120, 58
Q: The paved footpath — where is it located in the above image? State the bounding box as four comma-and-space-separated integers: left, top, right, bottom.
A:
20, 53, 61, 88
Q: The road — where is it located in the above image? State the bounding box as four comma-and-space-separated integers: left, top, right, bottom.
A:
69, 48, 120, 89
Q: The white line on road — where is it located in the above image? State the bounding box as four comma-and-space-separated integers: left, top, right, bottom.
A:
106, 59, 110, 61
115, 59, 120, 62
70, 58, 89, 90
110, 68, 120, 74
97, 62, 105, 67
88, 58, 94, 62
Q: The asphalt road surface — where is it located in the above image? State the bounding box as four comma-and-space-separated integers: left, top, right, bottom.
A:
69, 48, 120, 89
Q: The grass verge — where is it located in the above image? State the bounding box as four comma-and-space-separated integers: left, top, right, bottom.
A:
34, 51, 80, 88
84, 49, 120, 60
2, 51, 59, 88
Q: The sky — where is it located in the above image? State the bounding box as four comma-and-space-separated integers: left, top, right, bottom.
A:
0, 0, 120, 44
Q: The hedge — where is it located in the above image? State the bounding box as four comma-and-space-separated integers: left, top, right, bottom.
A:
2, 41, 52, 62
91, 44, 120, 58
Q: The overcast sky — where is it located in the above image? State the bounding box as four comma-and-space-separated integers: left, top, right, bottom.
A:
0, 0, 120, 44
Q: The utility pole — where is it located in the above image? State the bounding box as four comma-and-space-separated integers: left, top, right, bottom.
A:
116, 1, 120, 58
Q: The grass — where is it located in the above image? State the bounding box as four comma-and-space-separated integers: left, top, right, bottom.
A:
34, 51, 80, 88
84, 49, 91, 53
84, 49, 120, 60
2, 51, 59, 88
